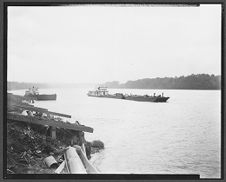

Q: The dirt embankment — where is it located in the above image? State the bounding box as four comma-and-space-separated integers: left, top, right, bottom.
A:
7, 93, 104, 174
7, 120, 104, 174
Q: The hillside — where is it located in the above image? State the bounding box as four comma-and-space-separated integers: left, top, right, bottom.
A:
103, 74, 221, 90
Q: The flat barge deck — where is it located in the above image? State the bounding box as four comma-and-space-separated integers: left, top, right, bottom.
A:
87, 87, 169, 102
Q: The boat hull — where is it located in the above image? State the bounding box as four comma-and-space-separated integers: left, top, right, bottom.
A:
25, 94, 57, 101
125, 96, 169, 102
36, 94, 57, 101
87, 94, 169, 102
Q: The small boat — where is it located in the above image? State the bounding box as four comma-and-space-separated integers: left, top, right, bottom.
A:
24, 87, 57, 101
87, 87, 169, 102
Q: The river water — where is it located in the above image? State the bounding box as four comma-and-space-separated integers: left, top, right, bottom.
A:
10, 88, 221, 178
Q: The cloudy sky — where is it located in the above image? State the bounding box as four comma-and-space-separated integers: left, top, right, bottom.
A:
8, 4, 221, 84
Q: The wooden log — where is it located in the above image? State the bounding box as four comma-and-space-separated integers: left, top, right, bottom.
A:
81, 143, 86, 154
64, 146, 87, 174
9, 104, 47, 113
8, 104, 71, 118
48, 111, 71, 118
73, 145, 98, 174
7, 113, 93, 133
55, 161, 65, 174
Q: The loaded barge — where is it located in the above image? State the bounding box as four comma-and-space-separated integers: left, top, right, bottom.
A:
87, 87, 169, 102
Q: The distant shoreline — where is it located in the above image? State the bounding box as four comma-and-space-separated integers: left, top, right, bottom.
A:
102, 74, 221, 90
104, 88, 221, 90
7, 88, 221, 91
7, 74, 221, 91
7, 82, 97, 91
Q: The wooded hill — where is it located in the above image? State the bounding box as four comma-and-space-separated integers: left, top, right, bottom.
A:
7, 74, 221, 90
103, 74, 221, 90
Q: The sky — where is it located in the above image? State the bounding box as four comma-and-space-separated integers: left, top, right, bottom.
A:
8, 4, 221, 84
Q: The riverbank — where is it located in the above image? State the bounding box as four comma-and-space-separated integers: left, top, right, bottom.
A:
7, 93, 104, 174
7, 120, 103, 174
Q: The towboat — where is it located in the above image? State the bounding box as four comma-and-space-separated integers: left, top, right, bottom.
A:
24, 87, 57, 101
87, 87, 169, 102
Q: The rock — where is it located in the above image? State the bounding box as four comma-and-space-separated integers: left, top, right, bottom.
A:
91, 140, 104, 149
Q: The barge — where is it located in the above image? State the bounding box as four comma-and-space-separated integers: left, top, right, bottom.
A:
24, 87, 57, 101
87, 87, 169, 102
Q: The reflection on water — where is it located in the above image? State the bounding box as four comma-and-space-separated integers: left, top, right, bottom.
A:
10, 88, 221, 178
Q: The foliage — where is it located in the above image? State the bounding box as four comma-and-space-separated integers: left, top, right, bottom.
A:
104, 74, 221, 90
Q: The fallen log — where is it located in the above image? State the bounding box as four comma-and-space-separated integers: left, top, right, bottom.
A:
8, 104, 71, 118
7, 113, 94, 133
64, 146, 87, 174
54, 161, 66, 174
73, 145, 98, 174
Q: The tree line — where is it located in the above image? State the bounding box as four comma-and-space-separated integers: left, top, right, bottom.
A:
103, 74, 221, 90
7, 82, 51, 90
7, 82, 96, 90
7, 74, 221, 90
